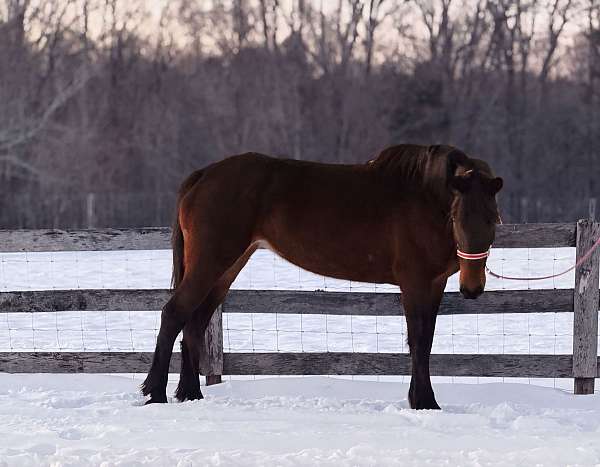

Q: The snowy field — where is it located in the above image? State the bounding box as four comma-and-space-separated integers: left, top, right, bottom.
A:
1, 375, 600, 466
0, 247, 599, 465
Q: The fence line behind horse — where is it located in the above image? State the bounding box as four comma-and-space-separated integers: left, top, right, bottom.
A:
0, 222, 598, 393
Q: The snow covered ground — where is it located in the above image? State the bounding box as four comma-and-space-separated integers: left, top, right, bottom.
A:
0, 247, 599, 465
1, 375, 600, 466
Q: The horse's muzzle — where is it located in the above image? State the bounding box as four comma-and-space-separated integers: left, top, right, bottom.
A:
460, 285, 484, 299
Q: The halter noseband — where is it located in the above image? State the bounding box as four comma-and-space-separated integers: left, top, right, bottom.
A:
456, 249, 489, 261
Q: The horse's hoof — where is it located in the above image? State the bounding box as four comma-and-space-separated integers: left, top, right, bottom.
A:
144, 395, 168, 405
175, 381, 203, 402
409, 390, 441, 410
174, 390, 204, 402
425, 401, 441, 410
412, 399, 441, 410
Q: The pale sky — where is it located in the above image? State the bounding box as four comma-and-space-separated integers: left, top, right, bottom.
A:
13, 0, 587, 73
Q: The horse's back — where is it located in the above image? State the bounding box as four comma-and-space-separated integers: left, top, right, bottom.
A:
178, 153, 398, 282
184, 152, 373, 213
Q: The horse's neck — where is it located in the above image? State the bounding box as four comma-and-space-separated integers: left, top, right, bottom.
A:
389, 177, 454, 220
411, 187, 455, 243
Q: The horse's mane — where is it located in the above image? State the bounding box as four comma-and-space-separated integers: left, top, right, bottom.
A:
367, 144, 492, 203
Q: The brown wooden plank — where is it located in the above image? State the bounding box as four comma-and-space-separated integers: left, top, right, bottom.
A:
224, 289, 574, 315
573, 220, 600, 394
224, 353, 576, 378
0, 352, 581, 378
0, 228, 171, 252
0, 223, 576, 252
223, 290, 404, 316
0, 289, 171, 312
494, 223, 576, 248
0, 351, 179, 373
0, 289, 575, 315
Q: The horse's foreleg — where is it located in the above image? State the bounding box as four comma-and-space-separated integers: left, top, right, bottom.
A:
402, 280, 445, 410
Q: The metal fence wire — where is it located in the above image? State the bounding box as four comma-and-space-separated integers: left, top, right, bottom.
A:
0, 224, 598, 394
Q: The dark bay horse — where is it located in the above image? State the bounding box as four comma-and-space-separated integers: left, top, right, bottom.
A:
142, 144, 503, 409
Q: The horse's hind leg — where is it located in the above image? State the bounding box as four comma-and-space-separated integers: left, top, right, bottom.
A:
176, 292, 220, 402
177, 331, 202, 401
175, 292, 220, 402
176, 246, 257, 402
141, 281, 206, 404
402, 278, 446, 410
142, 246, 249, 404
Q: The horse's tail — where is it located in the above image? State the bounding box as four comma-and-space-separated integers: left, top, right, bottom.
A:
171, 169, 205, 291
171, 211, 185, 291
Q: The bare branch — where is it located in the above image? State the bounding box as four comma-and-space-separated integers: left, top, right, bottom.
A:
0, 65, 97, 152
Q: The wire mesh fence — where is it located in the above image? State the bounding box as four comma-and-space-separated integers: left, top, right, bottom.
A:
0, 245, 596, 391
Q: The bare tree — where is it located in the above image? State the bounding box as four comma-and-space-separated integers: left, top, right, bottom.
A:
539, 0, 575, 86
363, 0, 399, 77
0, 0, 598, 227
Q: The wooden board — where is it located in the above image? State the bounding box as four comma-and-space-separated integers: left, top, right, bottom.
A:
0, 228, 171, 252
0, 223, 577, 252
223, 289, 575, 316
0, 289, 170, 313
494, 223, 576, 248
0, 289, 575, 315
0, 352, 582, 378
199, 305, 224, 384
0, 351, 179, 373
224, 353, 577, 378
573, 220, 600, 394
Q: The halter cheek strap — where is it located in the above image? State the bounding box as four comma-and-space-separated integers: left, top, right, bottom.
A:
456, 249, 490, 260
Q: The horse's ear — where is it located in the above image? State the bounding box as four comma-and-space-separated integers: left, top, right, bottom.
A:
487, 177, 503, 195
450, 173, 472, 193
446, 149, 469, 179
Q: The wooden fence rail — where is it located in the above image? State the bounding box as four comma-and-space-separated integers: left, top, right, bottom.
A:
0, 352, 591, 378
0, 221, 598, 394
0, 223, 578, 251
0, 289, 580, 315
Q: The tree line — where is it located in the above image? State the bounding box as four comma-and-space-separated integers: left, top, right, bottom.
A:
0, 0, 599, 228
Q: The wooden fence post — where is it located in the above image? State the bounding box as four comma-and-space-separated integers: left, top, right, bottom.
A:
573, 219, 600, 394
520, 197, 529, 223
200, 305, 224, 385
86, 192, 95, 228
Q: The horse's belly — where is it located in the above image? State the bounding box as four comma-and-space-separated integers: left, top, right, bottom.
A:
254, 236, 397, 286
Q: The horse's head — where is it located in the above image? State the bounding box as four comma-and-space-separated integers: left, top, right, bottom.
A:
450, 169, 503, 299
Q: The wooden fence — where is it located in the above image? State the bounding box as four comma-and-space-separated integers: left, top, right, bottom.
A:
0, 221, 598, 394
